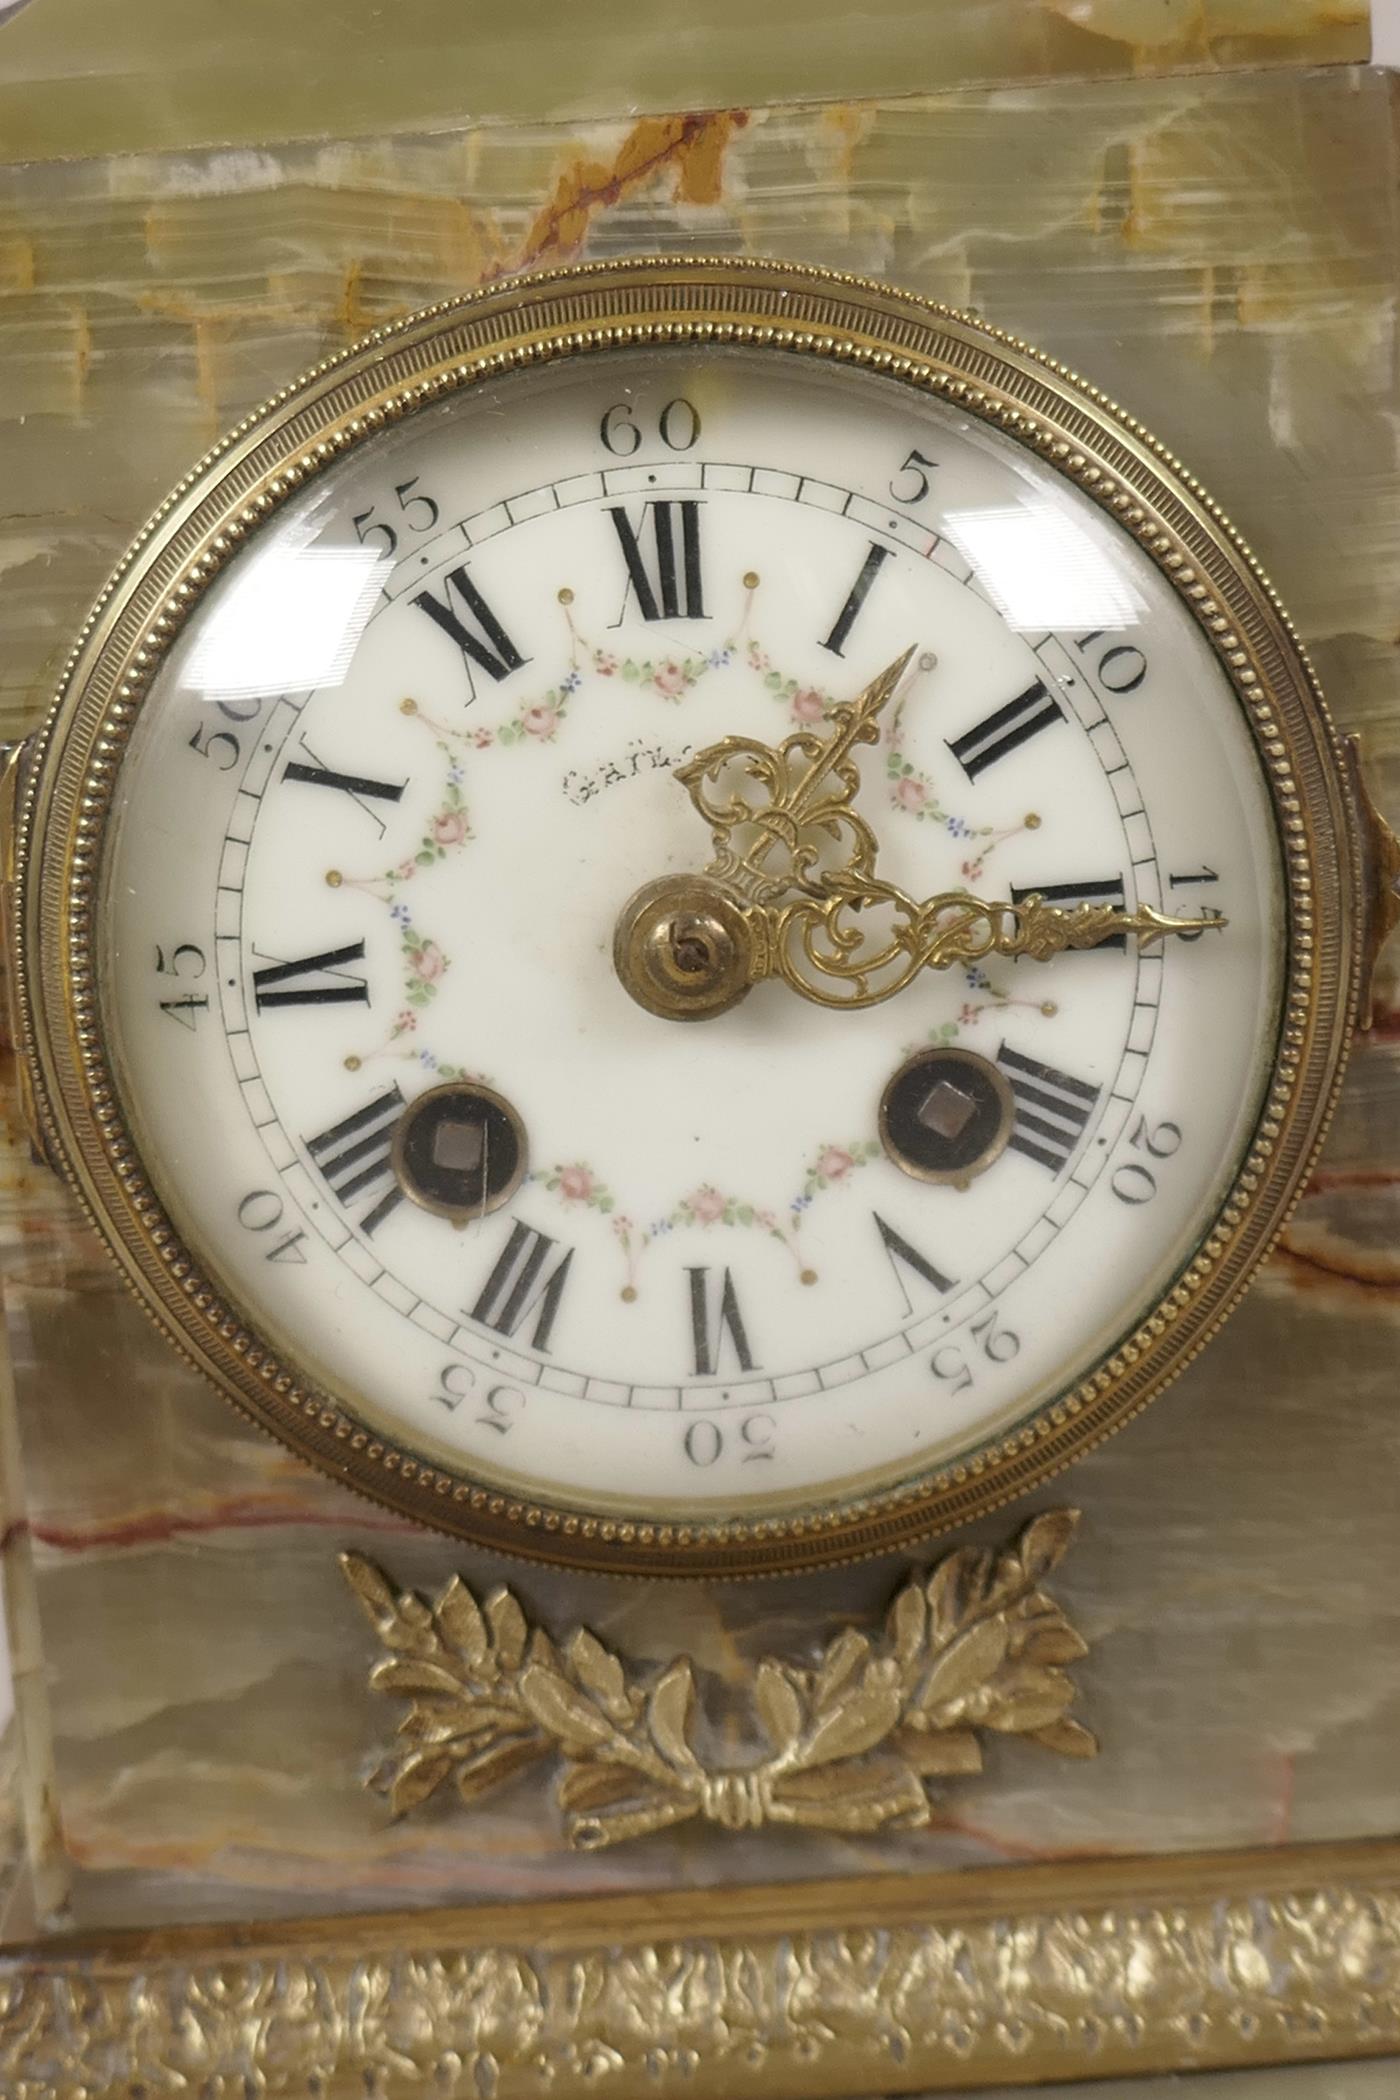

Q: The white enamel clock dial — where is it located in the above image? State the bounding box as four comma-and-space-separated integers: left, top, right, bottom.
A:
99, 337, 1284, 1537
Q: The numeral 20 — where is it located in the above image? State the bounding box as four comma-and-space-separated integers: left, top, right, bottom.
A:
1111, 1113, 1183, 1206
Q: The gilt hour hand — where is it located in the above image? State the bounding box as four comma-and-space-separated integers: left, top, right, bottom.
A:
614, 651, 1225, 1019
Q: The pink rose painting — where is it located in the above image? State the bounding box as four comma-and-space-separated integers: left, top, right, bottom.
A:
894, 776, 927, 813
791, 687, 826, 724
817, 1146, 854, 1182
688, 1185, 727, 1224
652, 660, 689, 698
411, 940, 446, 983
432, 808, 469, 847
558, 1164, 595, 1203
522, 702, 559, 739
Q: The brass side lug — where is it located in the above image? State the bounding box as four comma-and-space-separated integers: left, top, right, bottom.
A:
1344, 734, 1400, 1032
0, 738, 58, 1172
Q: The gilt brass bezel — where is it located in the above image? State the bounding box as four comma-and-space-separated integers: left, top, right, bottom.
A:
9, 256, 1365, 1576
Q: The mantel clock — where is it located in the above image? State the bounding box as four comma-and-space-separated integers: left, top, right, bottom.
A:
1, 26, 1399, 2100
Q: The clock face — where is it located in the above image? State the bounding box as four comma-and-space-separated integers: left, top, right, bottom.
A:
21, 260, 1351, 1571
97, 332, 1283, 1537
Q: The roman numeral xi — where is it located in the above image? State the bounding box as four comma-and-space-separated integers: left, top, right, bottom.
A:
412, 567, 528, 693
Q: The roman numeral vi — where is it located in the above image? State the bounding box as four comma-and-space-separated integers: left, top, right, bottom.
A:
688, 1266, 755, 1377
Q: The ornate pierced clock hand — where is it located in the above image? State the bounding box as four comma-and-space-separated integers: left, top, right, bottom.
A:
673, 645, 916, 906
615, 651, 1225, 1018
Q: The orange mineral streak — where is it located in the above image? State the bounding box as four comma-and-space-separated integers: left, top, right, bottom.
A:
510, 110, 748, 276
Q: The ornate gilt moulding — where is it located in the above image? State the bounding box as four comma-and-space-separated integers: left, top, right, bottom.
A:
2, 1841, 1399, 2096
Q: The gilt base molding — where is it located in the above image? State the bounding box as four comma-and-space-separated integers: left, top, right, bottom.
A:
2, 1840, 1398, 2097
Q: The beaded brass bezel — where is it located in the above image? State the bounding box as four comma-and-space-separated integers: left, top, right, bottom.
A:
10, 257, 1365, 1576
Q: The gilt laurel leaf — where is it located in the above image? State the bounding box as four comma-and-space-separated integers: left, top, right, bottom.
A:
370, 1657, 467, 1699
984, 1673, 1077, 1734
558, 1760, 643, 1815
340, 1552, 398, 1629
567, 1628, 630, 1717
388, 1751, 455, 1817
755, 1659, 805, 1752
434, 1576, 489, 1671
485, 1589, 529, 1672
1018, 1508, 1080, 1585
796, 1675, 903, 1768
917, 1617, 1009, 1717
647, 1659, 699, 1770
886, 1583, 927, 1669
1030, 1716, 1099, 1759
1020, 1620, 1089, 1665
812, 1627, 871, 1712
453, 1734, 546, 1805
890, 1726, 984, 1777
517, 1663, 617, 1753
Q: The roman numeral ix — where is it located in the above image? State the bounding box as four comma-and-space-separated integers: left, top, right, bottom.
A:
947, 678, 1065, 781
306, 1086, 405, 1236
998, 1043, 1101, 1175
609, 501, 706, 622
252, 942, 369, 1012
